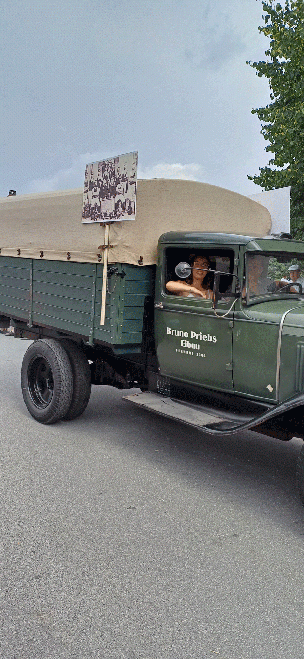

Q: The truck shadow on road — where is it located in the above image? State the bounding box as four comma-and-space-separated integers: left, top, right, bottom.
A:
84, 386, 304, 530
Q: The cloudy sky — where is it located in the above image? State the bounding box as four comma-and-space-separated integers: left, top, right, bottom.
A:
1, 0, 271, 198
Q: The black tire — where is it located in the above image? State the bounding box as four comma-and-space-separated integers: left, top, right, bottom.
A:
60, 340, 91, 420
21, 338, 73, 424
296, 443, 304, 507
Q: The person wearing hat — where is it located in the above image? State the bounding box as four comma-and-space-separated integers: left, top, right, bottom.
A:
280, 264, 304, 292
289, 264, 304, 289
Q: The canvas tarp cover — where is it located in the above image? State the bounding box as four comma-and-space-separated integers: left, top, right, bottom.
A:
0, 179, 271, 265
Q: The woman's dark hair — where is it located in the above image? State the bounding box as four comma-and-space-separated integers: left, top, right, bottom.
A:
185, 253, 212, 288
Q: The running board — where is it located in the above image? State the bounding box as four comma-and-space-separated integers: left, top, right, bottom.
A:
124, 392, 253, 434
124, 391, 304, 436
124, 392, 224, 429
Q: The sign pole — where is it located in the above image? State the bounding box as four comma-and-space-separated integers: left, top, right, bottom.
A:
100, 223, 110, 325
82, 151, 138, 326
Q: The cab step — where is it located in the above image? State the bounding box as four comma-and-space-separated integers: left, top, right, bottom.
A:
124, 392, 254, 433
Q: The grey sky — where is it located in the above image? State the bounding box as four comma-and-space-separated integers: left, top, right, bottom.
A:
1, 0, 271, 197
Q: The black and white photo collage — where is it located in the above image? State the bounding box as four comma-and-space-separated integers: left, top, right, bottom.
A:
82, 151, 138, 223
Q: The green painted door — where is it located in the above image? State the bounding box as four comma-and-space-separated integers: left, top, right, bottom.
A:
232, 309, 279, 402
155, 297, 234, 392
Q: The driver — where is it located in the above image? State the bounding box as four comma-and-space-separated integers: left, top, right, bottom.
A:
277, 264, 304, 292
286, 264, 304, 291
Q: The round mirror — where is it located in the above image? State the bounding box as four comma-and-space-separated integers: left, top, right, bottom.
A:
175, 262, 191, 279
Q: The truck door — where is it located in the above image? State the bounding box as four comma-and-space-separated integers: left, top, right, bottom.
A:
154, 246, 236, 393
232, 251, 281, 403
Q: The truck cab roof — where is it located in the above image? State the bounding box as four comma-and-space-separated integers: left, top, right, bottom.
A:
159, 231, 304, 254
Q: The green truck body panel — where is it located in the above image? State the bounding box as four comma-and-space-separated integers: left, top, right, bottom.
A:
0, 256, 154, 350
155, 298, 233, 392
159, 232, 253, 246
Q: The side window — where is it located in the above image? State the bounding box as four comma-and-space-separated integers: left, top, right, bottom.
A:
164, 247, 235, 299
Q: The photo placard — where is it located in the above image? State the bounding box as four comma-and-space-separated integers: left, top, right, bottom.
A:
82, 151, 138, 223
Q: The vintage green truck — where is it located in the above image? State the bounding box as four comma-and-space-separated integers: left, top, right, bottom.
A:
1, 180, 304, 504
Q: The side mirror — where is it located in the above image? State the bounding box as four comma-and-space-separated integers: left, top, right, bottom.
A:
175, 262, 191, 279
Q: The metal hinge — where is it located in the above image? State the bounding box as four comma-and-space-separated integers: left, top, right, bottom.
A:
154, 302, 163, 309
226, 362, 233, 371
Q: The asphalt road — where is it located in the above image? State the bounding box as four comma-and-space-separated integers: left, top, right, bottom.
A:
1, 334, 304, 659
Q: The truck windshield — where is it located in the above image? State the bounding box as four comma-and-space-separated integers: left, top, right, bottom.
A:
246, 252, 304, 303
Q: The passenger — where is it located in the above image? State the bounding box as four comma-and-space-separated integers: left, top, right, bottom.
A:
283, 264, 304, 292
166, 254, 213, 299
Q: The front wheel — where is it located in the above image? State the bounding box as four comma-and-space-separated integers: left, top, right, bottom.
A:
21, 339, 73, 424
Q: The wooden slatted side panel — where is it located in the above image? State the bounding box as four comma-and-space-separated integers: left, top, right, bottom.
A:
32, 260, 114, 341
93, 264, 154, 345
93, 263, 123, 343
120, 265, 153, 345
0, 257, 153, 348
0, 257, 30, 321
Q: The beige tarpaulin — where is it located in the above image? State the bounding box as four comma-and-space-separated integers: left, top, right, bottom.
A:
0, 179, 271, 265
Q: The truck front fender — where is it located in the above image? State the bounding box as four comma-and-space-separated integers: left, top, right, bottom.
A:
206, 393, 304, 439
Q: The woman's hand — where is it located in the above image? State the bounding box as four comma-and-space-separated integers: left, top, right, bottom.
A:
189, 286, 209, 298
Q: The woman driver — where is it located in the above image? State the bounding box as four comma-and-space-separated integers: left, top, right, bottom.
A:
166, 254, 213, 299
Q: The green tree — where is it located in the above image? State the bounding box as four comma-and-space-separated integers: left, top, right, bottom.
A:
247, 0, 304, 238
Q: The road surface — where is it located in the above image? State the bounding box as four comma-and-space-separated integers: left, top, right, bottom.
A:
1, 334, 304, 659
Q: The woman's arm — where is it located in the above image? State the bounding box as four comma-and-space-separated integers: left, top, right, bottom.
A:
166, 280, 207, 298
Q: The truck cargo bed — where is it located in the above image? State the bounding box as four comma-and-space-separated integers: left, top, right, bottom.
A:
0, 256, 154, 350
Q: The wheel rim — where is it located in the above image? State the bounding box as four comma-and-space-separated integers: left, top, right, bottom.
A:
28, 356, 54, 408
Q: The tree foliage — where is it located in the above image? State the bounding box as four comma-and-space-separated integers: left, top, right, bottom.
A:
248, 1, 304, 238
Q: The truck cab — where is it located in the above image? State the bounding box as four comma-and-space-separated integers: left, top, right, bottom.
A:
147, 232, 304, 441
